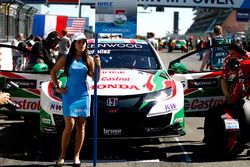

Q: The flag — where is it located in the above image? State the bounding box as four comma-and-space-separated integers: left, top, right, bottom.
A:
32, 14, 68, 38
66, 17, 85, 35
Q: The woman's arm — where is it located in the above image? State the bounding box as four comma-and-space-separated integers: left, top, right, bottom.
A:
89, 55, 101, 81
50, 56, 66, 88
221, 77, 230, 102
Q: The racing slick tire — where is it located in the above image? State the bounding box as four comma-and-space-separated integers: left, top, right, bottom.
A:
204, 104, 242, 159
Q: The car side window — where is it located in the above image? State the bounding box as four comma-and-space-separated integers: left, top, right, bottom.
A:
91, 49, 160, 70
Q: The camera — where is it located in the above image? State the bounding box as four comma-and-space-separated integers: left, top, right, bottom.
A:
0, 81, 20, 111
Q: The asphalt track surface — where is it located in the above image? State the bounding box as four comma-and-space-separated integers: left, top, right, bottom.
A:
0, 50, 250, 167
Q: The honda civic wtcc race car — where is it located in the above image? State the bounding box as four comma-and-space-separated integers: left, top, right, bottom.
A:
40, 38, 185, 138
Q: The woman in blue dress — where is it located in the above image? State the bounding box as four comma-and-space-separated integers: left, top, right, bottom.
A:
50, 32, 101, 166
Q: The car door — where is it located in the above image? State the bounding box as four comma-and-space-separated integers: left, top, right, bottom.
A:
168, 44, 229, 112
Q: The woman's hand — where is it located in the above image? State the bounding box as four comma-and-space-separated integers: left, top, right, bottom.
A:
55, 87, 67, 94
93, 54, 101, 67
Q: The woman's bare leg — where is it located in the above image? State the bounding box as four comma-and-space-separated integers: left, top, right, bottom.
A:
73, 117, 86, 163
58, 117, 75, 161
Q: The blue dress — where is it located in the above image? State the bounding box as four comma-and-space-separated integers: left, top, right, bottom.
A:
62, 57, 90, 117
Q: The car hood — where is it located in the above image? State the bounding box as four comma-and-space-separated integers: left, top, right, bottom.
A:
84, 69, 173, 96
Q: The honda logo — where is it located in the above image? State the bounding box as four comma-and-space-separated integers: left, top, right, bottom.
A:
107, 98, 118, 107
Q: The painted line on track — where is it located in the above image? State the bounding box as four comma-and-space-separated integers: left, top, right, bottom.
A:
175, 137, 192, 162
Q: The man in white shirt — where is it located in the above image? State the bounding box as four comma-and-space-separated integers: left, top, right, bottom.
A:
58, 29, 71, 61
11, 33, 24, 70
147, 32, 159, 51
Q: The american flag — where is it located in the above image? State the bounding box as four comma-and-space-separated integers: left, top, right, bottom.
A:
66, 17, 85, 35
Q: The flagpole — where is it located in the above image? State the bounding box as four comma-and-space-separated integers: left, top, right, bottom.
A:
78, 0, 81, 18
93, 33, 98, 167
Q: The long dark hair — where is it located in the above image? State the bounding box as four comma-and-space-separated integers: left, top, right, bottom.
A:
64, 40, 90, 76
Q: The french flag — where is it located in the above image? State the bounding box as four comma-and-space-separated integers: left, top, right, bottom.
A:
32, 14, 68, 38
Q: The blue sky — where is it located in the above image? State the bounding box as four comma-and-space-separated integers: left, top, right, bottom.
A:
43, 4, 195, 38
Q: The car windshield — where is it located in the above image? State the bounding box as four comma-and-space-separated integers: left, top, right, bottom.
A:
88, 42, 161, 70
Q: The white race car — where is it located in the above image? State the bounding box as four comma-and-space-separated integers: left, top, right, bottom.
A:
40, 38, 185, 138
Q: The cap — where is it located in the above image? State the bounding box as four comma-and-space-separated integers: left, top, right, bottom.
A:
46, 31, 60, 42
229, 41, 246, 56
32, 63, 48, 72
72, 32, 86, 41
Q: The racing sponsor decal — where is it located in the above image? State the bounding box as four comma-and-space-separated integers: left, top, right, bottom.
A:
101, 77, 130, 82
146, 74, 154, 91
107, 98, 118, 107
88, 43, 143, 49
184, 97, 225, 112
6, 78, 37, 88
101, 71, 125, 74
91, 84, 139, 90
103, 128, 122, 136
224, 119, 240, 130
188, 78, 218, 88
165, 103, 177, 112
107, 108, 119, 113
11, 97, 40, 112
41, 118, 51, 124
88, 49, 111, 55
49, 103, 63, 112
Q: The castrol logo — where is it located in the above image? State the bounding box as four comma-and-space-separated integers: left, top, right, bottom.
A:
11, 97, 40, 113
185, 97, 225, 112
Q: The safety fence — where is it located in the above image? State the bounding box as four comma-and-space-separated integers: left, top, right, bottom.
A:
0, 0, 37, 42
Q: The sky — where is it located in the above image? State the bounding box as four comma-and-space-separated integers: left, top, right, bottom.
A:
43, 4, 195, 38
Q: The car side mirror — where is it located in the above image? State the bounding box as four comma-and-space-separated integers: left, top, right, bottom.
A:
169, 62, 188, 74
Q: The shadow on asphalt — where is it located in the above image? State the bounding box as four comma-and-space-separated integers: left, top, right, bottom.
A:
1, 121, 250, 164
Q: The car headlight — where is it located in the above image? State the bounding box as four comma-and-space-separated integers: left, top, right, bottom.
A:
143, 88, 173, 102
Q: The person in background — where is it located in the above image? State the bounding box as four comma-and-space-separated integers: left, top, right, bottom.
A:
203, 41, 249, 144
0, 92, 10, 106
50, 32, 101, 167
16, 42, 29, 71
25, 34, 35, 51
200, 25, 227, 71
147, 32, 158, 51
11, 33, 24, 47
34, 36, 42, 42
168, 37, 173, 52
196, 36, 204, 61
188, 34, 194, 50
11, 33, 24, 70
220, 41, 249, 103
58, 29, 71, 61
30, 31, 60, 69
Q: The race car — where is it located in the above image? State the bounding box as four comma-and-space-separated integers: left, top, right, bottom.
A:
0, 44, 50, 124
167, 44, 230, 113
40, 38, 185, 138
171, 39, 187, 52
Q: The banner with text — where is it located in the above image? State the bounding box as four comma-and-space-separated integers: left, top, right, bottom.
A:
95, 0, 137, 38
136, 0, 250, 9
